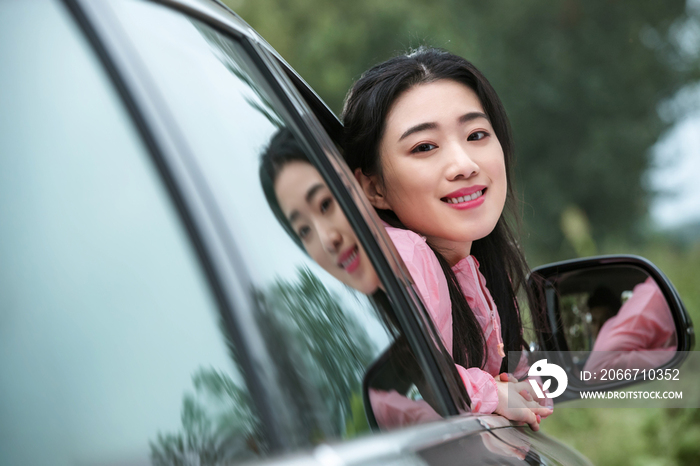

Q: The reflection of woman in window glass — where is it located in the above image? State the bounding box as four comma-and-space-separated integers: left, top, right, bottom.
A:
259, 130, 380, 295
260, 130, 449, 430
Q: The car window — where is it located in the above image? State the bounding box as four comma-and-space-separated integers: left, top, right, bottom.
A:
103, 0, 444, 449
0, 1, 264, 465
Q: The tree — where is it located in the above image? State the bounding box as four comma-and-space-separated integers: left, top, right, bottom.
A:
227, 0, 700, 260
255, 267, 375, 436
149, 368, 263, 466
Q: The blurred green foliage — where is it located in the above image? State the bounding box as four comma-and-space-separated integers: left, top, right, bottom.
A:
226, 0, 700, 262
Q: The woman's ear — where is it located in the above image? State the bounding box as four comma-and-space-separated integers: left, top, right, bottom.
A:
354, 168, 391, 210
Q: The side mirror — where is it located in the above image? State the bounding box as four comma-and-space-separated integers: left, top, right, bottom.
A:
527, 255, 694, 399
362, 338, 444, 430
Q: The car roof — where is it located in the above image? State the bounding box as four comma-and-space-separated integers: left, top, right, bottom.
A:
154, 0, 254, 37
153, 0, 285, 67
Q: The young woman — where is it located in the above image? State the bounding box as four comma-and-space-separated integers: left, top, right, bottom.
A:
342, 47, 553, 429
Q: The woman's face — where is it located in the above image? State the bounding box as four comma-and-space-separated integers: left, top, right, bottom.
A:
274, 161, 380, 294
364, 79, 507, 265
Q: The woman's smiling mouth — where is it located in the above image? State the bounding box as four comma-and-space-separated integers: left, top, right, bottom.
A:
338, 245, 360, 273
441, 186, 487, 208
443, 189, 484, 204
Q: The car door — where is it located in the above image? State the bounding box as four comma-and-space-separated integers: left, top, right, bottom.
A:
1, 0, 597, 465
1, 1, 272, 463
0, 0, 475, 462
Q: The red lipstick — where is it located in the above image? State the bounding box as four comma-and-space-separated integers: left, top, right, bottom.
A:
442, 185, 487, 210
338, 245, 360, 273
443, 185, 486, 199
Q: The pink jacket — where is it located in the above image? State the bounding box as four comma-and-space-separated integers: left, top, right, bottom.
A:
385, 225, 530, 414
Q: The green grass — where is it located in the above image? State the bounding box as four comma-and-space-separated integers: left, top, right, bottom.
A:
542, 407, 700, 466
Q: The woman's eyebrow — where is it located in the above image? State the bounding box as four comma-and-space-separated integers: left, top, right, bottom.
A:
305, 183, 325, 204
288, 210, 301, 224
398, 122, 437, 142
287, 183, 326, 223
398, 112, 489, 142
459, 111, 489, 124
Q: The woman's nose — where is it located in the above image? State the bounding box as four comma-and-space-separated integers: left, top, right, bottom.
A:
446, 144, 480, 180
318, 223, 343, 253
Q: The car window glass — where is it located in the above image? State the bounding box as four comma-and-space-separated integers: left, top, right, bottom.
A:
106, 0, 442, 446
0, 1, 263, 464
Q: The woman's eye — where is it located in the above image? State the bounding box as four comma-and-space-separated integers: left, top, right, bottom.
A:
468, 131, 489, 141
320, 197, 333, 213
411, 143, 437, 153
297, 226, 311, 240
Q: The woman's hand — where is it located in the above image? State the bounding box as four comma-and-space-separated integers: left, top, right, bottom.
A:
493, 377, 553, 431
499, 373, 554, 418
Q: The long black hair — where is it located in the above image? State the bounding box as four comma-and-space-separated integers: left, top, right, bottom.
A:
342, 47, 536, 373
